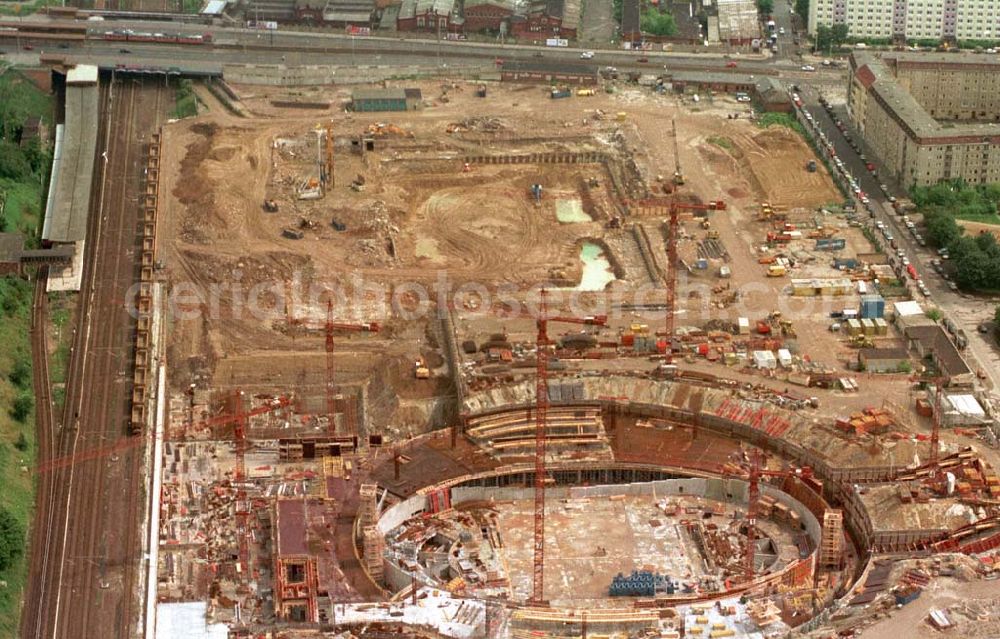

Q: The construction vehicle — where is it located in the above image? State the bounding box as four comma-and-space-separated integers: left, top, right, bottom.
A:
263, 199, 278, 212
475, 84, 487, 98
700, 219, 711, 230
706, 229, 719, 239
779, 320, 796, 337
550, 87, 572, 99
850, 334, 874, 348
576, 88, 596, 97
767, 264, 787, 277
806, 160, 817, 172
414, 357, 430, 379
671, 118, 684, 186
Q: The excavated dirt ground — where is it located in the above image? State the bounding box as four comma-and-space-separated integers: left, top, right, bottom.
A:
157, 79, 844, 420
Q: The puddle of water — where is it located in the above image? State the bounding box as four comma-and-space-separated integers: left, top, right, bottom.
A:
555, 199, 591, 224
415, 237, 444, 262
577, 242, 616, 291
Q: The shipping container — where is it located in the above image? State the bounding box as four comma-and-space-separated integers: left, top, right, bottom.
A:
860, 294, 885, 319
815, 238, 846, 250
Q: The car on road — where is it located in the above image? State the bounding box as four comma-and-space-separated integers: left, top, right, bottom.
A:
801, 65, 816, 71
580, 51, 594, 59
22, 44, 33, 51
726, 60, 738, 68
979, 322, 991, 334
637, 57, 649, 63
119, 48, 132, 54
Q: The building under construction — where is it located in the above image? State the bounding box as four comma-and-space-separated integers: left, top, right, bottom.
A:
144, 77, 1000, 639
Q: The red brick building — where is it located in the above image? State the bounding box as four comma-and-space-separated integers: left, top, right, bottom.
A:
462, 0, 514, 33
396, 0, 460, 32
508, 0, 579, 40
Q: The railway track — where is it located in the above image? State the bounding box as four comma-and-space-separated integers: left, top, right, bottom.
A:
21, 75, 166, 639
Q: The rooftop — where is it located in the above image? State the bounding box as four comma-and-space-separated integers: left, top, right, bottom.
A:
66, 64, 98, 85
858, 347, 909, 361
397, 0, 455, 19
0, 232, 24, 262
351, 87, 417, 101
852, 51, 1000, 141
42, 83, 99, 244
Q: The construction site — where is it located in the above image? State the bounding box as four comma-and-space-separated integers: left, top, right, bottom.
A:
145, 77, 1000, 639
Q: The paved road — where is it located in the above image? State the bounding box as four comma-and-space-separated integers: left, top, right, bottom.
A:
798, 84, 1000, 390
4, 16, 848, 84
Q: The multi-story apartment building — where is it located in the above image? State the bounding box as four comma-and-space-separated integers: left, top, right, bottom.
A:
809, 0, 999, 42
847, 51, 1000, 188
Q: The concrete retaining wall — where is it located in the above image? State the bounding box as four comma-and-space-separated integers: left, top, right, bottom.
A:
222, 63, 493, 86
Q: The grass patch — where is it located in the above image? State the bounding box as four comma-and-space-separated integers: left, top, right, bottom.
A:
0, 64, 52, 637
0, 276, 35, 639
707, 136, 733, 151
173, 79, 199, 119
756, 112, 805, 135
47, 295, 73, 414
0, 0, 59, 17
0, 178, 45, 237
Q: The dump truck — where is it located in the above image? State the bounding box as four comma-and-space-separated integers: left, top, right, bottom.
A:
576, 88, 596, 96
767, 264, 787, 277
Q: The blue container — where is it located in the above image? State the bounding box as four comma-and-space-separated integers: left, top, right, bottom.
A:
860, 294, 885, 319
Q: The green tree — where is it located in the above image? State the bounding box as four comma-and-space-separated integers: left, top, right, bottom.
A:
8, 355, 29, 389
0, 141, 31, 181
994, 303, 1000, 326
832, 24, 850, 45
925, 308, 942, 322
0, 506, 24, 572
10, 391, 32, 423
794, 0, 809, 20
924, 210, 963, 248
757, 0, 774, 15
641, 10, 677, 36
14, 432, 27, 452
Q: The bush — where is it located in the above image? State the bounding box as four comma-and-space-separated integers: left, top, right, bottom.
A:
8, 355, 30, 389
0, 141, 32, 181
14, 433, 27, 452
9, 391, 32, 423
640, 10, 677, 36
0, 506, 23, 572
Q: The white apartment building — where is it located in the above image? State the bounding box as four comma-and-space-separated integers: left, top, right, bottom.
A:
808, 0, 999, 42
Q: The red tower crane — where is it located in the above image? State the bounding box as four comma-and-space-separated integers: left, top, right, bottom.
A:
291, 301, 379, 437
626, 197, 726, 366
735, 448, 811, 582
529, 289, 608, 605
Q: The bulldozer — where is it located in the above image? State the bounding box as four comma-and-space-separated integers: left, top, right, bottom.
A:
849, 334, 874, 348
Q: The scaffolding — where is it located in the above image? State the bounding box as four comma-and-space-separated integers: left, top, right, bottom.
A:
819, 509, 844, 569
363, 525, 385, 583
